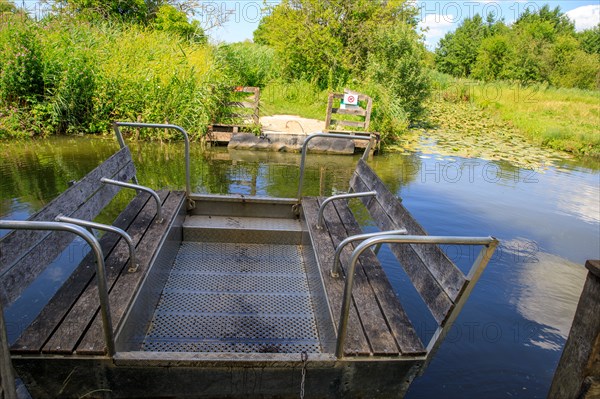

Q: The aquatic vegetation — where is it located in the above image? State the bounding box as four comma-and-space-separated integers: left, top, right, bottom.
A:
389, 98, 572, 170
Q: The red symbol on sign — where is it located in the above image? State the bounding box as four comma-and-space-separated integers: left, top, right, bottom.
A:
347, 95, 355, 103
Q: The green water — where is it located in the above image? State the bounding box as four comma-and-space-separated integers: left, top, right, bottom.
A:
1, 136, 599, 398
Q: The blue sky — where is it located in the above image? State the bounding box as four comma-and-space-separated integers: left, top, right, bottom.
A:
202, 1, 600, 48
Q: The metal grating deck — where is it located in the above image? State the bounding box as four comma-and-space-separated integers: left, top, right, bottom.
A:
143, 242, 322, 354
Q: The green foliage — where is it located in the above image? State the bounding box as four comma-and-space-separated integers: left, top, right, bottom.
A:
429, 71, 600, 157
254, 0, 429, 131
435, 14, 499, 77
0, 15, 229, 139
152, 4, 206, 43
514, 4, 575, 36
436, 5, 599, 91
364, 23, 430, 123
56, 0, 150, 23
215, 42, 277, 87
579, 25, 600, 55
260, 80, 328, 120
0, 18, 44, 106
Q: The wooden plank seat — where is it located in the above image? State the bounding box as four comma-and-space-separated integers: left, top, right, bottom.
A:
0, 147, 185, 356
303, 197, 426, 358
350, 159, 468, 325
304, 158, 475, 358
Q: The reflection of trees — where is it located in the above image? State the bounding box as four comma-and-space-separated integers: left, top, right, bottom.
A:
368, 152, 421, 196
0, 139, 119, 217
201, 149, 361, 198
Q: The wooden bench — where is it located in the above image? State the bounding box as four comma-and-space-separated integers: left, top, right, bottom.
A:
304, 159, 494, 358
0, 146, 185, 356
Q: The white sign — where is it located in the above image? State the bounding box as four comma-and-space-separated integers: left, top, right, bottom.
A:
344, 93, 358, 105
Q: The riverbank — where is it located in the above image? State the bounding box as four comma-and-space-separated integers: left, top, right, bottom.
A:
429, 74, 600, 158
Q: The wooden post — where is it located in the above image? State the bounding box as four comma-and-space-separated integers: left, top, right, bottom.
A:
363, 96, 373, 132
324, 93, 334, 132
0, 299, 17, 399
548, 260, 600, 399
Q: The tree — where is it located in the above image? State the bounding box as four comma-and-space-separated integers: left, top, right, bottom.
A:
435, 14, 500, 77
152, 4, 205, 43
514, 4, 575, 37
253, 0, 430, 125
579, 24, 600, 55
56, 0, 150, 23
254, 0, 420, 88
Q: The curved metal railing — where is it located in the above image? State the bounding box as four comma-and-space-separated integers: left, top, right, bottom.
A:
335, 234, 498, 358
0, 220, 115, 356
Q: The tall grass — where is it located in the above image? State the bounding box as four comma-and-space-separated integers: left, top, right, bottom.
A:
430, 71, 600, 157
0, 14, 230, 139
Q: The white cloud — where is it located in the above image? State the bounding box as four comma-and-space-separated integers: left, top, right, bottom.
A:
566, 5, 600, 32
418, 14, 457, 50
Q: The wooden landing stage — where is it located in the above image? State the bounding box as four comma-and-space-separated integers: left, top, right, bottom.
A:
0, 123, 498, 399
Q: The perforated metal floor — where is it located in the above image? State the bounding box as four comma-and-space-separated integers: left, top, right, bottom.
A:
143, 242, 322, 354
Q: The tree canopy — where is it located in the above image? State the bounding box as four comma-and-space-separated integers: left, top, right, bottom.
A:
50, 0, 205, 42
434, 5, 599, 90
254, 0, 429, 122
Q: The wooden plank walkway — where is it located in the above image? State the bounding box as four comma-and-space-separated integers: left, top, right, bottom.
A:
303, 197, 425, 357
11, 190, 185, 356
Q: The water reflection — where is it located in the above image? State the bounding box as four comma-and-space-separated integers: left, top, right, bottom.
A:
0, 137, 598, 399
504, 239, 587, 349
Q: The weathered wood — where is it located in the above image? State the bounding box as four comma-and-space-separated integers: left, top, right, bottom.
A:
42, 190, 170, 354
227, 102, 257, 108
302, 198, 370, 356
0, 147, 134, 275
234, 86, 260, 94
76, 191, 185, 354
0, 298, 17, 399
363, 97, 373, 132
324, 93, 334, 132
353, 160, 466, 302
331, 108, 367, 117
0, 162, 136, 307
11, 192, 152, 354
325, 92, 373, 135
332, 201, 425, 355
319, 198, 399, 356
331, 120, 367, 129
549, 260, 600, 399
330, 93, 371, 102
210, 87, 260, 133
351, 172, 454, 325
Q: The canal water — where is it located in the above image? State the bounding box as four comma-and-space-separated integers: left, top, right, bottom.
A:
1, 136, 599, 398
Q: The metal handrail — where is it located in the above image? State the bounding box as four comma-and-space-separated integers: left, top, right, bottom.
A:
335, 234, 498, 358
317, 191, 377, 229
113, 122, 191, 198
100, 178, 163, 223
0, 220, 115, 356
330, 229, 408, 277
55, 215, 139, 273
296, 133, 376, 202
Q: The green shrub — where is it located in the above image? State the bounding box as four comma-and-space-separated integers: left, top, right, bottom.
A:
215, 42, 277, 88
0, 18, 44, 106
0, 16, 229, 139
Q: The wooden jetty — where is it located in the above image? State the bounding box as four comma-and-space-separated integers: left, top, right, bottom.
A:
0, 123, 498, 398
324, 90, 378, 150
207, 86, 261, 145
